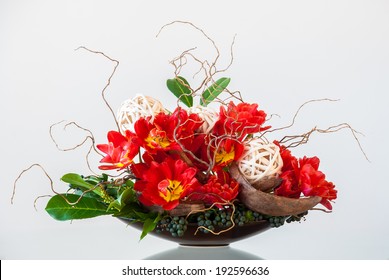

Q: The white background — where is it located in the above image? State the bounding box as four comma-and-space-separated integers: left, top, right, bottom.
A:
1, 0, 388, 259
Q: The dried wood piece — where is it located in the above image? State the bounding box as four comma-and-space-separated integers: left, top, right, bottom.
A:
169, 202, 205, 216
230, 163, 321, 216
252, 176, 283, 192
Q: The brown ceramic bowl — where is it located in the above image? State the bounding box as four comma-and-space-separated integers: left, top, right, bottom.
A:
118, 218, 271, 246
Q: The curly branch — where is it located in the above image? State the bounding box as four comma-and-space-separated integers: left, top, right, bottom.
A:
280, 123, 369, 161
186, 201, 237, 236
11, 163, 53, 205
49, 120, 102, 174
266, 98, 340, 134
156, 21, 220, 69
215, 33, 237, 75
75, 46, 120, 130
156, 21, 239, 104
11, 163, 105, 208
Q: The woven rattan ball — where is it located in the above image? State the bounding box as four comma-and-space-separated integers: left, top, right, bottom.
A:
187, 105, 218, 134
238, 138, 283, 185
117, 94, 165, 133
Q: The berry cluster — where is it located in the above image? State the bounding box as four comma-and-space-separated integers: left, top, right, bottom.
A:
156, 216, 188, 237
156, 205, 308, 237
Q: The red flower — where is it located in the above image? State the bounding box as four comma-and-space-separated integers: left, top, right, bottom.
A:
274, 142, 337, 210
274, 140, 298, 172
298, 157, 337, 210
134, 107, 202, 153
275, 170, 301, 199
192, 135, 244, 171
212, 137, 244, 169
187, 170, 239, 207
96, 130, 140, 170
213, 101, 270, 140
132, 158, 199, 210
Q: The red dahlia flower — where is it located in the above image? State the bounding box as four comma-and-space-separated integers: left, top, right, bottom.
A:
131, 158, 199, 210
96, 130, 140, 170
134, 107, 202, 153
188, 170, 239, 207
213, 101, 270, 140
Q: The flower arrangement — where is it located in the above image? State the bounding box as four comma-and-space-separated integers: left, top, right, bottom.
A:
45, 87, 337, 238
14, 22, 366, 241
45, 88, 337, 239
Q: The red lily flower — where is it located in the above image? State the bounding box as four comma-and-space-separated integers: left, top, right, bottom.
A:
96, 130, 140, 170
187, 170, 239, 207
134, 107, 202, 153
213, 101, 270, 140
132, 157, 200, 210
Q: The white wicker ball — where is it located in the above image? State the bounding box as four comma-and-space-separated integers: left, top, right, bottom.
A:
238, 138, 283, 185
187, 105, 219, 134
116, 94, 165, 133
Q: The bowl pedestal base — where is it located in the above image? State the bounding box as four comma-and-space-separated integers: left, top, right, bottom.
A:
144, 244, 262, 260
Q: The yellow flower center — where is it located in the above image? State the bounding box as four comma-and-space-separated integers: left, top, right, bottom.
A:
158, 179, 184, 202
145, 129, 171, 149
215, 146, 235, 165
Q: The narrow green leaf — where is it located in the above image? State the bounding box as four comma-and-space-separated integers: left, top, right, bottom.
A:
45, 194, 113, 221
140, 219, 155, 240
83, 174, 106, 185
61, 173, 102, 197
108, 187, 136, 211
133, 210, 155, 221
73, 189, 101, 199
108, 199, 122, 212
200, 77, 231, 106
166, 76, 193, 107
113, 203, 144, 218
61, 173, 95, 189
125, 180, 134, 188
140, 214, 161, 240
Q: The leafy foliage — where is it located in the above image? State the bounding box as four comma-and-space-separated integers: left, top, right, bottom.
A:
46, 172, 162, 239
201, 77, 231, 106
166, 76, 193, 107
45, 194, 114, 220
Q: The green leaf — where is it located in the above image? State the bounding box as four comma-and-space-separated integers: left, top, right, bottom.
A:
125, 180, 134, 188
200, 77, 231, 106
61, 173, 95, 189
132, 209, 155, 221
83, 174, 106, 185
166, 76, 193, 107
45, 194, 113, 221
140, 214, 161, 240
114, 203, 162, 240
61, 173, 103, 197
113, 203, 142, 217
108, 187, 136, 211
73, 189, 101, 200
